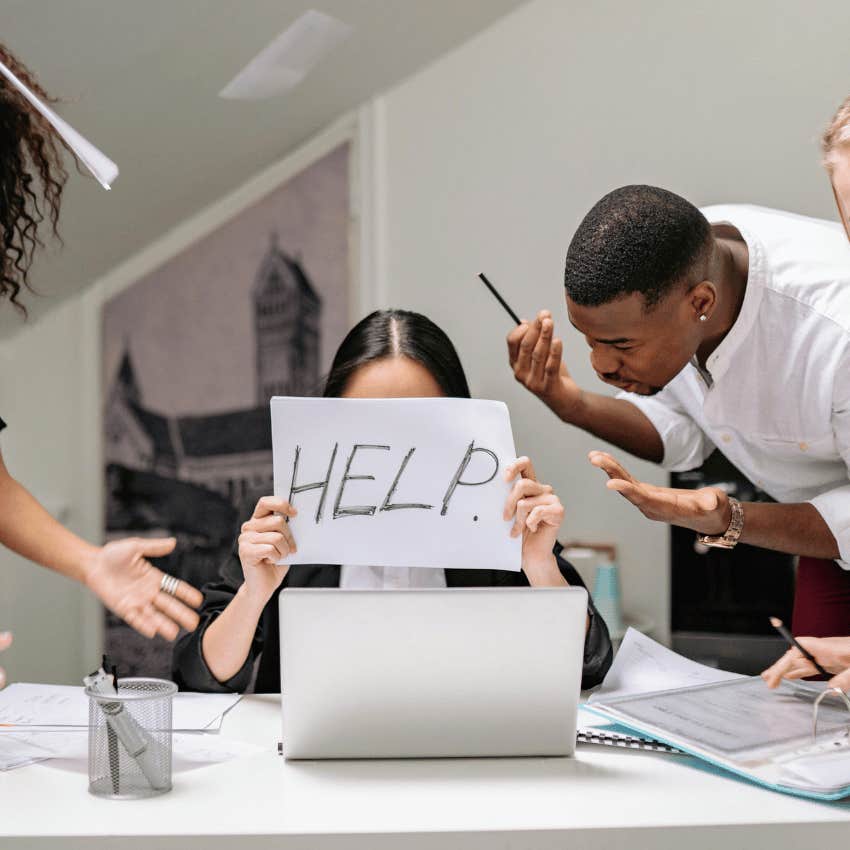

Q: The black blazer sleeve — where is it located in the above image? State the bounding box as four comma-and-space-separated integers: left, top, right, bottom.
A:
172, 542, 260, 693
173, 542, 613, 693
555, 551, 613, 690
481, 546, 613, 690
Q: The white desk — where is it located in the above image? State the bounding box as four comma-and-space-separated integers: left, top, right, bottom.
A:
3, 694, 850, 849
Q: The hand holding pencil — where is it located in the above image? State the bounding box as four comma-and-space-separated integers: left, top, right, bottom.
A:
507, 309, 579, 418
761, 631, 850, 692
475, 273, 579, 421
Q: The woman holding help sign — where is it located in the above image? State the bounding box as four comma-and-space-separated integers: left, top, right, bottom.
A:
173, 310, 613, 693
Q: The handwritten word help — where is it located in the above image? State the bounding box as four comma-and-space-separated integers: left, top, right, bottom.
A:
271, 398, 521, 571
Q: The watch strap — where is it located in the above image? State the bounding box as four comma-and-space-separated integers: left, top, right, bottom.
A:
697, 496, 744, 549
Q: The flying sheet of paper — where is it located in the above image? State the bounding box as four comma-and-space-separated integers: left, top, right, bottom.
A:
0, 684, 241, 731
588, 628, 743, 703
0, 61, 118, 189
271, 397, 522, 571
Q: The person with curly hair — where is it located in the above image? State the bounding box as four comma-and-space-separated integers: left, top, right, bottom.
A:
0, 44, 202, 688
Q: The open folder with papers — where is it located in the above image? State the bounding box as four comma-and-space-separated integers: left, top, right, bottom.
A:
588, 630, 850, 801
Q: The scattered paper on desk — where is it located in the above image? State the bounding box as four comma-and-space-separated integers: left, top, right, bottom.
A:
588, 628, 743, 703
172, 734, 263, 770
0, 730, 261, 773
0, 683, 242, 731
0, 683, 85, 726
172, 692, 244, 731
0, 733, 55, 770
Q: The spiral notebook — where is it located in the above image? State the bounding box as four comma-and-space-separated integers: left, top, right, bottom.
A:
576, 725, 682, 753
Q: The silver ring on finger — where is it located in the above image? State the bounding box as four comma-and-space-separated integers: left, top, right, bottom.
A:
160, 573, 180, 597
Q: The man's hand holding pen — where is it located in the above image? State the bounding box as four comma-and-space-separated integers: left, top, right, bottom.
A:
507, 310, 580, 421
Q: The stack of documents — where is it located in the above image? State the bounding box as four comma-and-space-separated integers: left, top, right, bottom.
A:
0, 683, 244, 771
587, 630, 850, 800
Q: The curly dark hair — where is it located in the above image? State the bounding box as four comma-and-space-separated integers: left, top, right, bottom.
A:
564, 185, 712, 310
0, 44, 73, 315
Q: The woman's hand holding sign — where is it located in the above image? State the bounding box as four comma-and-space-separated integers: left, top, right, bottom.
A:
238, 496, 299, 603
202, 496, 297, 685
503, 456, 568, 587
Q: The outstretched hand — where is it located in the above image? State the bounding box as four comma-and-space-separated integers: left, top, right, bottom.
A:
86, 536, 203, 642
588, 450, 732, 535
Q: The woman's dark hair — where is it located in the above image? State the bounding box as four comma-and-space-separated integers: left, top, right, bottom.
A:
323, 309, 471, 399
0, 44, 75, 316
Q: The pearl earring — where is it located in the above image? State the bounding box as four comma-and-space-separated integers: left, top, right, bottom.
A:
699, 314, 708, 322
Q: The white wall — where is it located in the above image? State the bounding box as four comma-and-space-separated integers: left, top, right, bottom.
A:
0, 297, 97, 684
4, 0, 850, 680
375, 0, 850, 641
0, 116, 367, 684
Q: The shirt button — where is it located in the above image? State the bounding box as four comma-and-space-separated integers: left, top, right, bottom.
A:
799, 442, 809, 451
721, 434, 732, 443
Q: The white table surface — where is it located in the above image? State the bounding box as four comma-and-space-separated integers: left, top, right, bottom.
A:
3, 694, 850, 849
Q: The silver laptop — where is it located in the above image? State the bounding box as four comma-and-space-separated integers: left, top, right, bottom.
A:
279, 586, 587, 759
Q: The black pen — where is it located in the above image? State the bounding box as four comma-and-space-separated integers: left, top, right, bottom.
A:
770, 616, 831, 678
477, 273, 522, 326
100, 655, 120, 794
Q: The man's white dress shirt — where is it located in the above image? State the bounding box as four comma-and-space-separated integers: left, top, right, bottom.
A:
618, 205, 850, 566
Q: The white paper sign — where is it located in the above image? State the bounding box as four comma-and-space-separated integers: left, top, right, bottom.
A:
271, 397, 521, 571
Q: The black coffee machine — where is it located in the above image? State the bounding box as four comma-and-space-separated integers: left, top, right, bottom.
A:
670, 451, 794, 674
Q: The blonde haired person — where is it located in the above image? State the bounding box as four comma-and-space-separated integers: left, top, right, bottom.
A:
762, 96, 850, 692
823, 95, 850, 239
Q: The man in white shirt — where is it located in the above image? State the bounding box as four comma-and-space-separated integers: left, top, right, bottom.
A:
508, 185, 850, 637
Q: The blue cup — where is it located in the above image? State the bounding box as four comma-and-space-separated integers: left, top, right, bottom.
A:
592, 561, 625, 639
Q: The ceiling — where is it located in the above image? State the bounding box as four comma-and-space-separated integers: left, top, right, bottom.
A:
0, 0, 526, 335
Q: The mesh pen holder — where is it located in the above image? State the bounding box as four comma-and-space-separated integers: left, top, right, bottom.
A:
86, 677, 177, 800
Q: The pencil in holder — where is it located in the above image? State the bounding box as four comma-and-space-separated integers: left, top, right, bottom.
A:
85, 677, 176, 799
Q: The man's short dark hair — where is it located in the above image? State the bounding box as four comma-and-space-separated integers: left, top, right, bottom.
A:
564, 185, 712, 309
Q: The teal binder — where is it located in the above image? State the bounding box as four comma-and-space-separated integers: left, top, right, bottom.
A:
586, 678, 850, 802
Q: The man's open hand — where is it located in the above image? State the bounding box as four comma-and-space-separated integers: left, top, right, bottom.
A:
588, 450, 731, 535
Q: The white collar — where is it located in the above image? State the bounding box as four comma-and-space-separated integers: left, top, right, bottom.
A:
703, 219, 768, 385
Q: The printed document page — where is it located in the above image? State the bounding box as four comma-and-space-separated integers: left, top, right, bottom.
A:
589, 628, 742, 702
603, 678, 850, 761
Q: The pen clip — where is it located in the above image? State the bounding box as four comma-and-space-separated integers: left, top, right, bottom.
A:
101, 654, 118, 694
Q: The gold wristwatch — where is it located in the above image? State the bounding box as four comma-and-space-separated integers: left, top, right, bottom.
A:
697, 497, 744, 549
